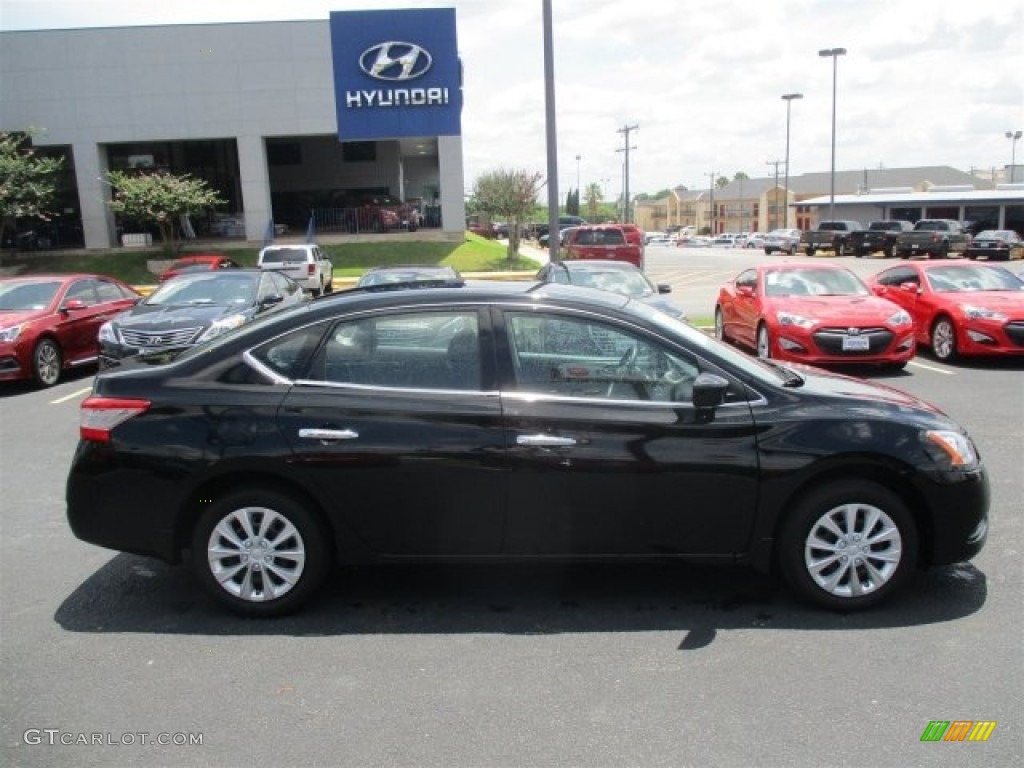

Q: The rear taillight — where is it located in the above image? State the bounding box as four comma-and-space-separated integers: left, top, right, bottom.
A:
80, 396, 150, 443
307, 263, 315, 275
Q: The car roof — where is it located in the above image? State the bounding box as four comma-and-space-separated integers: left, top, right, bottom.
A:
552, 260, 639, 271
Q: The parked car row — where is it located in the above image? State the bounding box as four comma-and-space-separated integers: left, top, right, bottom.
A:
715, 260, 1024, 366
0, 246, 332, 387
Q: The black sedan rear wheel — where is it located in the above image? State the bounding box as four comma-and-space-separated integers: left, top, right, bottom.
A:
192, 488, 331, 617
780, 480, 917, 610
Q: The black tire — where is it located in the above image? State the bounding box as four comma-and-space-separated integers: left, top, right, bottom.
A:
883, 247, 894, 259
805, 248, 816, 257
192, 488, 331, 617
714, 306, 728, 343
779, 480, 918, 610
32, 338, 62, 387
930, 316, 958, 362
756, 323, 772, 359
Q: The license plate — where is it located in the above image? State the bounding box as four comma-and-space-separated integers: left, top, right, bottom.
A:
842, 336, 870, 351
910, 244, 919, 250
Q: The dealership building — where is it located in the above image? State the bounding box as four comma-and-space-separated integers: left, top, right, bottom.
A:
0, 9, 466, 250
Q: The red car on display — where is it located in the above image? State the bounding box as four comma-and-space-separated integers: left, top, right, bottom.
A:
715, 263, 915, 368
157, 253, 240, 282
0, 273, 142, 387
866, 260, 1024, 362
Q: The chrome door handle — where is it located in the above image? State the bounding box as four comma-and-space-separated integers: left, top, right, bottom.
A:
298, 428, 359, 441
516, 434, 577, 447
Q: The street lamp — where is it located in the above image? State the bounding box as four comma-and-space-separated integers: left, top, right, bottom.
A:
575, 154, 581, 192
1007, 130, 1022, 183
818, 47, 846, 222
781, 93, 803, 229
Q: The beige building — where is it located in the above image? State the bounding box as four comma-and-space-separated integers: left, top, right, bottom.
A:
635, 166, 998, 235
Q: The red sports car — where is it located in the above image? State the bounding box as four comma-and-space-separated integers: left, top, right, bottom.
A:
158, 253, 240, 282
866, 260, 1024, 362
715, 263, 915, 368
0, 273, 141, 387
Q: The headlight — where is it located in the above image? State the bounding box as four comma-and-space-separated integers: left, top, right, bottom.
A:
924, 430, 979, 469
197, 314, 247, 342
0, 323, 25, 343
887, 309, 912, 326
98, 321, 116, 343
776, 311, 815, 329
963, 305, 1007, 321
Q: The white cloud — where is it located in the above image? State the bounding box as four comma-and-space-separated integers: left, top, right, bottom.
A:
2, 0, 1021, 198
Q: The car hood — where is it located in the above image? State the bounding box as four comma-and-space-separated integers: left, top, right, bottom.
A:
0, 308, 50, 326
638, 295, 686, 319
111, 303, 249, 330
940, 290, 1024, 311
779, 361, 945, 417
770, 295, 901, 323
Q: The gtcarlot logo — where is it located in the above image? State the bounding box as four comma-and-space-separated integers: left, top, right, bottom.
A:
23, 729, 204, 746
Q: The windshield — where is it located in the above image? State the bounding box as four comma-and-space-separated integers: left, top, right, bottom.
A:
146, 274, 256, 306
0, 280, 61, 310
764, 267, 869, 297
568, 268, 654, 298
926, 265, 1024, 292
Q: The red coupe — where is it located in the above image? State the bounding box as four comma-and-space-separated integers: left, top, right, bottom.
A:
158, 253, 240, 282
716, 263, 915, 368
0, 273, 141, 387
866, 260, 1024, 362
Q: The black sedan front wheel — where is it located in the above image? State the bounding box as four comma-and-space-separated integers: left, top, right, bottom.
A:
192, 488, 331, 617
779, 480, 918, 610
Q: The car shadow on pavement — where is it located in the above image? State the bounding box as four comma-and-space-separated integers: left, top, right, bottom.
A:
54, 555, 987, 648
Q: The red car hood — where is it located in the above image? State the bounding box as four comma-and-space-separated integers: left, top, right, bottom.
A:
0, 309, 49, 326
939, 290, 1024, 312
769, 295, 900, 323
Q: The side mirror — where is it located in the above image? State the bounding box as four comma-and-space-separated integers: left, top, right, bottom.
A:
737, 284, 755, 297
657, 284, 672, 294
260, 294, 284, 308
898, 281, 921, 294
61, 299, 87, 312
692, 372, 730, 410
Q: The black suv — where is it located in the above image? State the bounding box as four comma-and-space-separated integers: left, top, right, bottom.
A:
67, 280, 988, 616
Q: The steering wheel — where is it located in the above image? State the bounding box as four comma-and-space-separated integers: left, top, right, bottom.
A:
606, 343, 644, 397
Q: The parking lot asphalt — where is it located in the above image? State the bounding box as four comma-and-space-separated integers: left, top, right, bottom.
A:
1, 245, 1021, 768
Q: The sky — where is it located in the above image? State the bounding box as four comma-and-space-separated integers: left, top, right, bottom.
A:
2, 0, 1022, 201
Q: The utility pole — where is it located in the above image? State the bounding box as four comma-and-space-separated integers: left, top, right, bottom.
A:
705, 171, 717, 234
766, 159, 783, 230
542, 0, 560, 261
616, 124, 638, 223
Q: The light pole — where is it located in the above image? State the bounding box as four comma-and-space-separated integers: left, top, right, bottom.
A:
575, 154, 581, 193
1007, 130, 1022, 183
818, 47, 846, 222
781, 93, 803, 229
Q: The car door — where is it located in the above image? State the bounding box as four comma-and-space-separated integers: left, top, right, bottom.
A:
496, 307, 760, 556
60, 278, 132, 365
272, 306, 508, 556
728, 269, 760, 349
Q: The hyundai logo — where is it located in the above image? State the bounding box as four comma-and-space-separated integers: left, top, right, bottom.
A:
847, 327, 862, 335
359, 42, 432, 82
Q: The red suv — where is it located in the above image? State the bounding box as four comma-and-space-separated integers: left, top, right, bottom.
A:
562, 225, 644, 268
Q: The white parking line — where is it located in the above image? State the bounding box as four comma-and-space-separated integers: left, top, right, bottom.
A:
51, 387, 92, 404
907, 359, 956, 375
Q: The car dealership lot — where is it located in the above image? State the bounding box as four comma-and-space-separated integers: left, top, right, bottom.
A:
1, 250, 1022, 767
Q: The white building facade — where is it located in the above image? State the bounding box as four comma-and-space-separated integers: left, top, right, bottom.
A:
0, 10, 467, 249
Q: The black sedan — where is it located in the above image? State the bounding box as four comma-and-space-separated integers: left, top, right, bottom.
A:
98, 269, 308, 367
67, 280, 989, 616
965, 229, 1023, 261
536, 260, 686, 320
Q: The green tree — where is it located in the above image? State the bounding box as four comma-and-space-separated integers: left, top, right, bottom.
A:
0, 131, 64, 248
584, 182, 604, 221
105, 170, 226, 253
471, 168, 543, 260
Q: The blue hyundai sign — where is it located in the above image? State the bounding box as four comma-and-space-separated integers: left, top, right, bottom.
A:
330, 9, 462, 141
